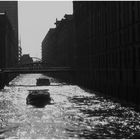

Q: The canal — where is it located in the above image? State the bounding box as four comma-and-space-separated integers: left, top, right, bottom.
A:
0, 74, 140, 139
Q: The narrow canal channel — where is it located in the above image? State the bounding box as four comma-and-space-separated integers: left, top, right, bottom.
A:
0, 74, 140, 139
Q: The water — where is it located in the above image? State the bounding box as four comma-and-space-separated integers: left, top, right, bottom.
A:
0, 74, 140, 139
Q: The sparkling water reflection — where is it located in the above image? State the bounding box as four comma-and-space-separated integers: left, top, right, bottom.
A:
0, 74, 139, 138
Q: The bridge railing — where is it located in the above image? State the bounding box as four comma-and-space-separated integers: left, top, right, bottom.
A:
0, 66, 75, 74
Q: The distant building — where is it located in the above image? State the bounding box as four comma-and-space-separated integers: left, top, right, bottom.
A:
18, 39, 22, 62
18, 46, 22, 62
20, 54, 33, 65
42, 14, 75, 67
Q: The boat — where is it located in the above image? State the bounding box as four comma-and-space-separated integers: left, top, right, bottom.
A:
36, 78, 50, 86
26, 89, 51, 107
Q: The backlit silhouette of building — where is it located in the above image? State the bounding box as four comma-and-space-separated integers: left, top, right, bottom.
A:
0, 1, 18, 64
0, 13, 18, 88
20, 54, 33, 65
42, 14, 75, 67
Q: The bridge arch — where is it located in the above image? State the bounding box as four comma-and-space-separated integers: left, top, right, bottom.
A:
31, 57, 42, 62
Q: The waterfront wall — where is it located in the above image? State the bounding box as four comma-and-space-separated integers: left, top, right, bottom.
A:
73, 1, 140, 105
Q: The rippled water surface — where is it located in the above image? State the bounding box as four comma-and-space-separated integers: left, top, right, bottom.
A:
0, 74, 140, 139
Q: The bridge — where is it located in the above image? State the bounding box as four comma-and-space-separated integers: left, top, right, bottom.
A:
0, 67, 75, 74
0, 60, 75, 74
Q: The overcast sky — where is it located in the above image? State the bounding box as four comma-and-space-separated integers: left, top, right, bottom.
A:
18, 1, 73, 59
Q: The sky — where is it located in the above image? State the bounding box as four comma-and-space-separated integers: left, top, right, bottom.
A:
18, 1, 73, 59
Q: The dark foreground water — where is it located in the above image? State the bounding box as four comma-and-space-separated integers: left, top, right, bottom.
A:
0, 74, 140, 139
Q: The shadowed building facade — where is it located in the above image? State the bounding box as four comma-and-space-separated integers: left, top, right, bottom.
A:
0, 1, 18, 88
42, 14, 75, 67
0, 13, 18, 88
20, 54, 33, 65
42, 28, 56, 66
0, 1, 18, 65
73, 1, 140, 105
0, 14, 17, 68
